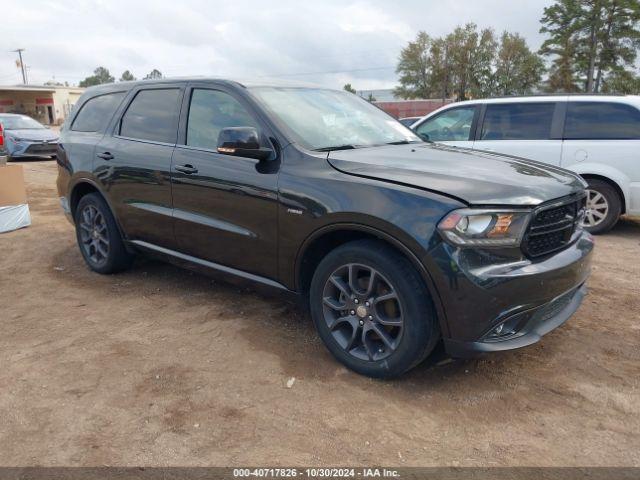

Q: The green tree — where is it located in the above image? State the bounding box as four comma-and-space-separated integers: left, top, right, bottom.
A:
444, 24, 498, 100
143, 69, 163, 80
119, 70, 136, 82
593, 0, 640, 91
394, 32, 434, 99
78, 67, 115, 88
601, 67, 640, 92
495, 32, 546, 95
540, 0, 640, 92
540, 0, 581, 91
366, 93, 377, 102
343, 83, 357, 94
395, 25, 498, 101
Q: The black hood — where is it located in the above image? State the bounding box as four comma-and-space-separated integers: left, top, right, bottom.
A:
327, 143, 585, 206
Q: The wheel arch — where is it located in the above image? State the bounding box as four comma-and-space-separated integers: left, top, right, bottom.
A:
295, 223, 450, 337
580, 174, 627, 215
568, 164, 628, 215
69, 178, 130, 245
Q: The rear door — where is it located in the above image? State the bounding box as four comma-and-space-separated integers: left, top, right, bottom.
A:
412, 105, 478, 148
561, 100, 640, 215
473, 102, 564, 165
95, 84, 184, 248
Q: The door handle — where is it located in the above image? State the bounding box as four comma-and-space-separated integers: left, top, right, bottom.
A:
174, 164, 198, 174
97, 151, 114, 160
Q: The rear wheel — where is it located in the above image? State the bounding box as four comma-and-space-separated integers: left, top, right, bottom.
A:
582, 179, 621, 234
74, 193, 134, 274
309, 240, 439, 378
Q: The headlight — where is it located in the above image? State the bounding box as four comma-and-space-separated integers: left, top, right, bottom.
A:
438, 208, 531, 247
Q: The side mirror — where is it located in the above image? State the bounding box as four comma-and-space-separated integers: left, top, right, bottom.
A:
217, 127, 273, 161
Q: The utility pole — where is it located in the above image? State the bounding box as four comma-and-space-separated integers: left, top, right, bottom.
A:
13, 48, 27, 84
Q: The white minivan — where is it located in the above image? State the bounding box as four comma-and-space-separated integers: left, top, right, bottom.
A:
411, 95, 640, 233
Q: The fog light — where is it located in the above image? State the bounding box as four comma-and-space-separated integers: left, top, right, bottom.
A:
486, 316, 523, 340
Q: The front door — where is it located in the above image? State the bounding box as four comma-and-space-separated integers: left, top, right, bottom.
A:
95, 85, 184, 248
170, 85, 279, 280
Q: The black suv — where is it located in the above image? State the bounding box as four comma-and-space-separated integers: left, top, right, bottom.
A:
56, 79, 593, 378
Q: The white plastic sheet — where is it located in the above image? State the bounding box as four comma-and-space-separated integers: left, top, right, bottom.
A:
0, 204, 31, 233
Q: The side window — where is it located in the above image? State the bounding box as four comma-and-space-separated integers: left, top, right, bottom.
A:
71, 92, 125, 132
186, 89, 260, 150
564, 102, 640, 140
415, 107, 475, 142
119, 89, 181, 143
480, 103, 555, 141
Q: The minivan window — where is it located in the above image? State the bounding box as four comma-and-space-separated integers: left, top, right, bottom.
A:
564, 102, 640, 140
119, 89, 181, 143
187, 89, 260, 151
71, 92, 125, 132
480, 103, 555, 141
415, 107, 475, 142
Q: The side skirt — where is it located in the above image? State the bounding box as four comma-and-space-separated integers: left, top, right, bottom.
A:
129, 240, 300, 303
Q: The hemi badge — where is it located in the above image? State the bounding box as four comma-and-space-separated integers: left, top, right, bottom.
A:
287, 208, 303, 215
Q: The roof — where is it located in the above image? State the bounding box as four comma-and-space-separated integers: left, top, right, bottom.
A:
83, 76, 329, 95
448, 94, 640, 106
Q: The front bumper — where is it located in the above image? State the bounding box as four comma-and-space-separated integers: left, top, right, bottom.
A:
444, 282, 587, 358
429, 230, 594, 358
6, 140, 57, 158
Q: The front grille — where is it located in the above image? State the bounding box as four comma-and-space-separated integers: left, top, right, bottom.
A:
26, 143, 57, 154
522, 195, 586, 258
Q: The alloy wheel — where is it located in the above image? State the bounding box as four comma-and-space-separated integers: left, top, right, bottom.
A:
321, 263, 404, 362
78, 204, 110, 266
583, 189, 609, 228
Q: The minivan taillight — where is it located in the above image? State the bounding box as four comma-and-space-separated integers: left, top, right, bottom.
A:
0, 123, 4, 148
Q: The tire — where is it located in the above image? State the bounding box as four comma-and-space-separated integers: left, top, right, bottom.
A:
583, 179, 621, 234
74, 193, 134, 274
309, 239, 440, 378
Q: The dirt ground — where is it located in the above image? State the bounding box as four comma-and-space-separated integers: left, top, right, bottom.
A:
1, 159, 639, 467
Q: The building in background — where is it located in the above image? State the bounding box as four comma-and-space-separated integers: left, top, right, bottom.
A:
0, 85, 85, 125
356, 89, 398, 102
374, 98, 454, 119
354, 89, 455, 119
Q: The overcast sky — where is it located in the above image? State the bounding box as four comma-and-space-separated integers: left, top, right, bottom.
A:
1, 0, 554, 90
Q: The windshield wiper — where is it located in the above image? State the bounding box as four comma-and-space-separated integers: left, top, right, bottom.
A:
313, 144, 360, 152
385, 140, 423, 145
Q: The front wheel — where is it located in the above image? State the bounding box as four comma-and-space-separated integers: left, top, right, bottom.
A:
309, 240, 440, 378
582, 179, 621, 234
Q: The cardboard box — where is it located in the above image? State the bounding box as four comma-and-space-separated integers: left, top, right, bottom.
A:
0, 164, 27, 207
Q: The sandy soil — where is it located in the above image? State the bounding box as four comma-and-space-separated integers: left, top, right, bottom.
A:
0, 160, 639, 467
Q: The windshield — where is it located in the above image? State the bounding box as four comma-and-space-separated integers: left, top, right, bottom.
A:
249, 87, 420, 150
0, 115, 45, 130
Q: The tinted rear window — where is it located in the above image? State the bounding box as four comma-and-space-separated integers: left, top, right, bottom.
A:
481, 103, 555, 140
564, 102, 640, 140
119, 89, 181, 143
71, 92, 125, 132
